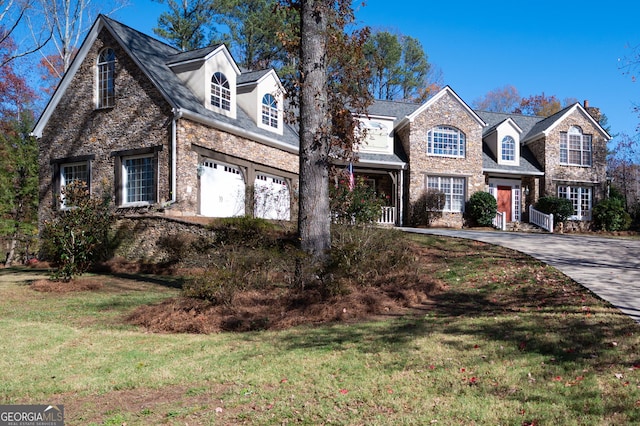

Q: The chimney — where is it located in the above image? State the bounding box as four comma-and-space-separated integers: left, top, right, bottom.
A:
583, 99, 601, 123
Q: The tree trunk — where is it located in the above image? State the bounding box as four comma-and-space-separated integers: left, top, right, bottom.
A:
297, 0, 331, 264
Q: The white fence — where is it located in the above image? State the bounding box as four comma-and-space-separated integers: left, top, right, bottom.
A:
493, 211, 506, 231
529, 205, 554, 233
378, 206, 396, 225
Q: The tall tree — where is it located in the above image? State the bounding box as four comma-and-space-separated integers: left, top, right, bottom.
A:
209, 0, 294, 71
0, 34, 38, 265
280, 0, 371, 268
363, 30, 431, 102
153, 0, 214, 51
364, 31, 401, 100
398, 35, 430, 101
0, 0, 51, 68
608, 133, 640, 211
472, 85, 521, 113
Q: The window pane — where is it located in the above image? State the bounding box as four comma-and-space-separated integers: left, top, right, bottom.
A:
211, 72, 231, 111
97, 48, 115, 108
426, 176, 465, 212
501, 136, 515, 161
124, 157, 154, 203
261, 94, 278, 128
428, 126, 465, 157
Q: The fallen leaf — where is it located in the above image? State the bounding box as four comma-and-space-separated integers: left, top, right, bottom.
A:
339, 389, 348, 394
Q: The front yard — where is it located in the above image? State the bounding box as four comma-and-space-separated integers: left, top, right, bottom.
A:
0, 234, 639, 425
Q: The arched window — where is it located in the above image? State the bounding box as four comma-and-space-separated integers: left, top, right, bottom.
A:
501, 136, 515, 161
427, 126, 465, 157
97, 48, 116, 108
261, 94, 278, 128
560, 125, 592, 166
211, 72, 231, 111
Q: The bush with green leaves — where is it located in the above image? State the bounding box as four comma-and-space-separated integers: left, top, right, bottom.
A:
467, 191, 498, 227
535, 196, 574, 223
409, 189, 445, 227
41, 181, 115, 281
330, 176, 386, 225
592, 198, 631, 231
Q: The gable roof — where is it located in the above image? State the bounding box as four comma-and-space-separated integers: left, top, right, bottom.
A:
521, 103, 612, 144
32, 15, 299, 152
404, 86, 487, 128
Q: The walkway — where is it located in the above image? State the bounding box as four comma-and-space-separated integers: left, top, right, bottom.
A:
402, 228, 640, 323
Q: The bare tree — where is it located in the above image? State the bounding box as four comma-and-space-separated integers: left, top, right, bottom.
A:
0, 0, 52, 68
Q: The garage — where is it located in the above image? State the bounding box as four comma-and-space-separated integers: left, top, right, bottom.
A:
254, 173, 290, 220
200, 159, 246, 217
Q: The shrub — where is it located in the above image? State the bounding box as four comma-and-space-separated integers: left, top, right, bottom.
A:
535, 196, 574, 223
330, 176, 386, 225
467, 191, 497, 227
329, 225, 416, 288
41, 181, 114, 281
592, 198, 632, 231
409, 189, 445, 227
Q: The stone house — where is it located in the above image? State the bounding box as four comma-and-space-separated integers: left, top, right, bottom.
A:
354, 87, 610, 228
33, 15, 610, 231
33, 15, 299, 226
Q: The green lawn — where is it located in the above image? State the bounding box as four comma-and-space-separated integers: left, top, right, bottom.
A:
1, 235, 639, 425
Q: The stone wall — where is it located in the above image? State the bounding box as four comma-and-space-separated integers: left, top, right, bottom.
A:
38, 29, 173, 225
541, 109, 608, 202
173, 119, 299, 217
400, 91, 485, 228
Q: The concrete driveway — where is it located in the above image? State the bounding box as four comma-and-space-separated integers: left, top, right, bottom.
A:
402, 228, 640, 323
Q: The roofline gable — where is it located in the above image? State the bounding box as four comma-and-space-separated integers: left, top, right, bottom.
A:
32, 16, 107, 138
406, 86, 487, 127
167, 44, 241, 76
237, 69, 285, 93
522, 103, 612, 143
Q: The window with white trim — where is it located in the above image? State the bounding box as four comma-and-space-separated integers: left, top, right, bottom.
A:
426, 176, 465, 212
560, 126, 592, 166
501, 136, 515, 161
122, 155, 155, 205
97, 48, 116, 109
211, 72, 231, 111
558, 185, 592, 219
60, 162, 89, 208
261, 94, 278, 128
427, 126, 465, 157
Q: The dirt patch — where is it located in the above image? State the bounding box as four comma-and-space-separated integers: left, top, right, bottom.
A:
126, 273, 444, 333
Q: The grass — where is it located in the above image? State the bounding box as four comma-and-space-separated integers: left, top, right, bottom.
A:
1, 234, 639, 425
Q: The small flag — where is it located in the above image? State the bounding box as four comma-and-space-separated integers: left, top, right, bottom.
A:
348, 162, 355, 191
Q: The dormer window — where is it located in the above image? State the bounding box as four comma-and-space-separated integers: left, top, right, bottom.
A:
97, 48, 116, 108
501, 136, 515, 162
261, 94, 278, 128
211, 72, 231, 111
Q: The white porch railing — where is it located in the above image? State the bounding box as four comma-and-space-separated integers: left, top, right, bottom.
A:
493, 211, 506, 230
529, 205, 554, 233
378, 206, 396, 225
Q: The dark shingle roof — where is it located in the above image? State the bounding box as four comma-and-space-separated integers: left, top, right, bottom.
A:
102, 16, 299, 148
482, 144, 544, 176
475, 110, 542, 140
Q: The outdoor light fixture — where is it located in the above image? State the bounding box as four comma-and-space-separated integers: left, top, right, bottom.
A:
523, 186, 530, 196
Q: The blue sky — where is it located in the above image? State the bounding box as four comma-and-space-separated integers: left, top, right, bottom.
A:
114, 0, 640, 143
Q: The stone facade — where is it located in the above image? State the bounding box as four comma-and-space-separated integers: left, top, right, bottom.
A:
37, 24, 300, 227
173, 120, 299, 216
535, 109, 608, 202
399, 91, 485, 228
38, 29, 173, 224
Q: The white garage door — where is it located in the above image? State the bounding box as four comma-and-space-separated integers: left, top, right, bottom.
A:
200, 160, 245, 217
254, 173, 290, 220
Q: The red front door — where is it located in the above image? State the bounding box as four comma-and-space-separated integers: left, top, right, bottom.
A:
497, 186, 512, 222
